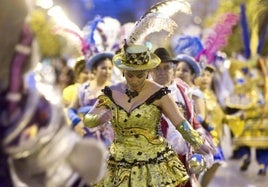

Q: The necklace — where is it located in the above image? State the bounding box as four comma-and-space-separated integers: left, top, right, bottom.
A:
125, 89, 139, 103
125, 82, 146, 103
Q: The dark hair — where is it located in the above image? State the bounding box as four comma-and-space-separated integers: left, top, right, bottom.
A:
66, 68, 75, 85
204, 66, 215, 73
188, 66, 195, 75
178, 62, 195, 76
74, 59, 86, 79
203, 67, 216, 92
58, 67, 75, 88
91, 57, 112, 72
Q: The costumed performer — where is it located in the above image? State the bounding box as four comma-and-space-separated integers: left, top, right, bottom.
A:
195, 65, 225, 187
152, 47, 213, 187
81, 43, 214, 187
68, 52, 115, 147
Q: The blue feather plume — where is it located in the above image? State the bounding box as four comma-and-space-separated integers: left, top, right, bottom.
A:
240, 3, 251, 59
86, 16, 104, 45
173, 35, 203, 57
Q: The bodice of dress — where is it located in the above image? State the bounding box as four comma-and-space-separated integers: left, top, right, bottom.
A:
98, 86, 171, 163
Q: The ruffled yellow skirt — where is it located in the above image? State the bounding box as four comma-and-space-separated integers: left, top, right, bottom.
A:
94, 146, 189, 187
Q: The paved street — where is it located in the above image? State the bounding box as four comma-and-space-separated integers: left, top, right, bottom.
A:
208, 159, 268, 187
208, 125, 268, 187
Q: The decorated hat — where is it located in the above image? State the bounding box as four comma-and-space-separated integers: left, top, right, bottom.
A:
86, 52, 114, 70
113, 44, 160, 71
175, 54, 201, 76
153, 47, 177, 63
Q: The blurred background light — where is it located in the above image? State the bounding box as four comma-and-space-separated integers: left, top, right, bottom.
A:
36, 0, 54, 9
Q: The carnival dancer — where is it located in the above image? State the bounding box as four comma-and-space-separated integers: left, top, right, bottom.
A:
226, 58, 268, 176
152, 47, 214, 187
175, 54, 206, 126
81, 44, 214, 187
195, 65, 225, 186
152, 47, 189, 156
68, 52, 114, 147
62, 57, 90, 108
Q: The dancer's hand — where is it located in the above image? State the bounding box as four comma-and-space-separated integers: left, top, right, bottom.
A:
97, 109, 112, 124
195, 139, 216, 156
196, 127, 217, 155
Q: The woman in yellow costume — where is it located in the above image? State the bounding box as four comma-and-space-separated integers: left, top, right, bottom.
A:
62, 57, 90, 108
225, 58, 268, 175
79, 43, 214, 187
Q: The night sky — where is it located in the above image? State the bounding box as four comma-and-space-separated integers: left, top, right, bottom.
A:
54, 0, 159, 28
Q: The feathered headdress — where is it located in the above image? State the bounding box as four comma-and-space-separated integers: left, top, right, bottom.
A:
240, 3, 251, 59
250, 0, 268, 57
119, 22, 135, 47
172, 35, 203, 57
83, 16, 121, 55
127, 0, 192, 44
83, 16, 104, 54
196, 12, 239, 64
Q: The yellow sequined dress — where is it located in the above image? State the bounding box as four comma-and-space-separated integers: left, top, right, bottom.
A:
203, 89, 224, 146
95, 87, 189, 187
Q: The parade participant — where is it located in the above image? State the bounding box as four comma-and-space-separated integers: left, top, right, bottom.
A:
152, 47, 208, 187
68, 52, 114, 147
62, 57, 89, 108
57, 58, 75, 91
152, 47, 188, 155
0, 1, 108, 186
82, 43, 214, 187
195, 65, 225, 187
226, 58, 268, 176
175, 54, 206, 125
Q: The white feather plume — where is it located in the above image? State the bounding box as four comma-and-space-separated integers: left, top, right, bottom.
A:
127, 0, 192, 44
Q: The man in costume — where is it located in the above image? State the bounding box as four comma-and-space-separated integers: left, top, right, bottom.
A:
152, 47, 213, 187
